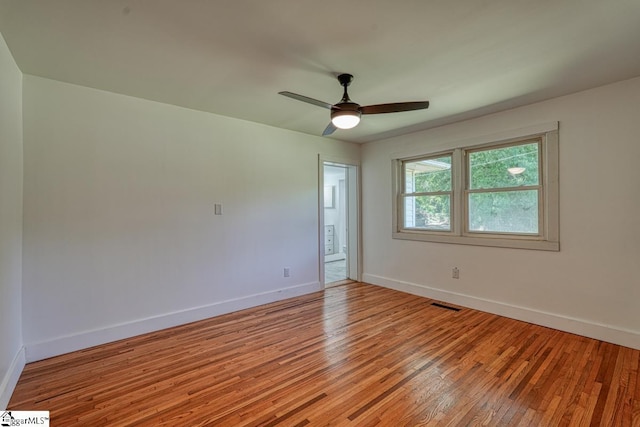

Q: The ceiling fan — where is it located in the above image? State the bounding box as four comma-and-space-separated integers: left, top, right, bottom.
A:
279, 73, 430, 136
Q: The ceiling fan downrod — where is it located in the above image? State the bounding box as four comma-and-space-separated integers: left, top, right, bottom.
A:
337, 73, 354, 102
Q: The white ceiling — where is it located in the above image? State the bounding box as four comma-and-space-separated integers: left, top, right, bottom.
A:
1, 0, 640, 143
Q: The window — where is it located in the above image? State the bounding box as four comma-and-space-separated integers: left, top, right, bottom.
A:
402, 154, 452, 231
467, 141, 540, 235
393, 124, 559, 250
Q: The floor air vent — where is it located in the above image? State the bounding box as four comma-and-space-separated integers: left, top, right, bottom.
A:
431, 302, 461, 312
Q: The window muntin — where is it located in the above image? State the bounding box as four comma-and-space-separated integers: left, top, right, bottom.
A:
402, 155, 452, 231
465, 141, 541, 236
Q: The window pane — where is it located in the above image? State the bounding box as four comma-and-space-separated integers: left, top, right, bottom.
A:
404, 195, 450, 230
404, 156, 451, 193
468, 190, 538, 234
469, 142, 539, 190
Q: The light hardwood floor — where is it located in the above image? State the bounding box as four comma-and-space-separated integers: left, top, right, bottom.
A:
9, 283, 640, 426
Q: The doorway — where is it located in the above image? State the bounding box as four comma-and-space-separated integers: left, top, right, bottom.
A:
321, 161, 359, 287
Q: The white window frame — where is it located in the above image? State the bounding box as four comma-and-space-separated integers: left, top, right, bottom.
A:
400, 152, 454, 231
392, 123, 559, 251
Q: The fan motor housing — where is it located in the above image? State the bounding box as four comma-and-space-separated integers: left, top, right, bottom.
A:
332, 102, 360, 113
331, 102, 361, 120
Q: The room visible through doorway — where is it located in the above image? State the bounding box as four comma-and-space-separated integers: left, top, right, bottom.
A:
322, 161, 358, 286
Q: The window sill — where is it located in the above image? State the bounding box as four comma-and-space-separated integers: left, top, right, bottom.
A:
392, 230, 559, 251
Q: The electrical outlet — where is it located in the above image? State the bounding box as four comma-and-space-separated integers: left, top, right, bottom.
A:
452, 267, 459, 279
284, 267, 290, 278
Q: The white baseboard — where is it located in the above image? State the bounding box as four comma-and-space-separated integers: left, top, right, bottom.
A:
0, 346, 25, 410
363, 274, 640, 350
25, 281, 321, 363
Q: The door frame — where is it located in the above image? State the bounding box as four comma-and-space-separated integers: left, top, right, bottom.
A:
318, 155, 361, 287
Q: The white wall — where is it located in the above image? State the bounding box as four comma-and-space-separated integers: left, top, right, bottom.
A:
22, 76, 360, 361
362, 76, 640, 349
0, 32, 24, 409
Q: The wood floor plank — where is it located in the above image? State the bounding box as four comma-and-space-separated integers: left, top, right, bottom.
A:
8, 282, 640, 426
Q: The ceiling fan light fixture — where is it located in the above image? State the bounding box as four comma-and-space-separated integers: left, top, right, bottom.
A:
279, 73, 429, 136
331, 109, 361, 129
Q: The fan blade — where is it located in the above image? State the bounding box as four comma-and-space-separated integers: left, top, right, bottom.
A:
322, 122, 337, 136
278, 91, 333, 109
360, 101, 430, 115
